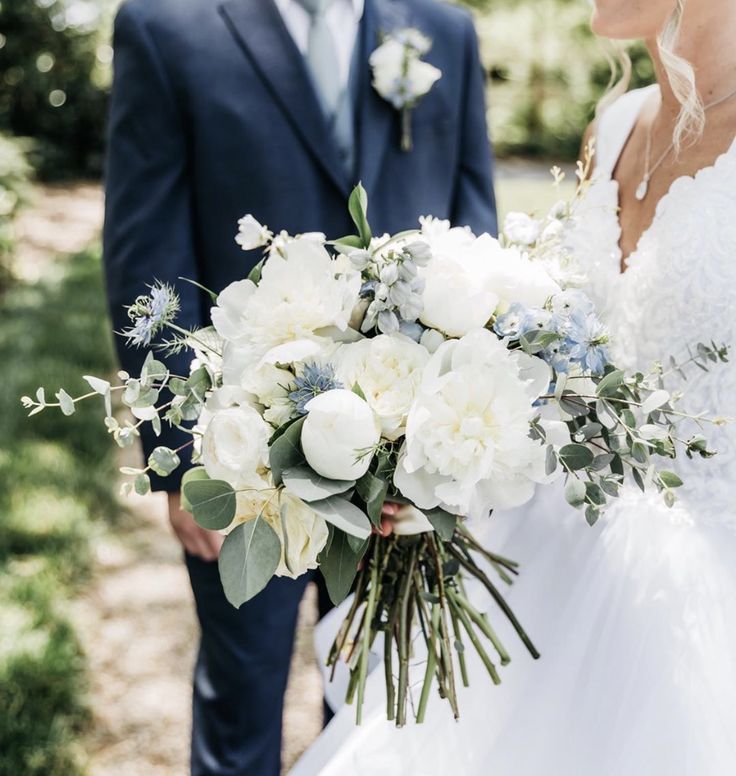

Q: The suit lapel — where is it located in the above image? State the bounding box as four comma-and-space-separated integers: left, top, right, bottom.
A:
357, 0, 410, 194
219, 0, 350, 197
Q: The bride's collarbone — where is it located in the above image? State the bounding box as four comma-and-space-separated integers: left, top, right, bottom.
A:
613, 112, 736, 263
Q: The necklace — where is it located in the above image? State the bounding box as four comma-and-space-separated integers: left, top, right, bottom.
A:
635, 84, 736, 201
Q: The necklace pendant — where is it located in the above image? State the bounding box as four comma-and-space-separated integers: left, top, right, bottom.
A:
635, 177, 649, 201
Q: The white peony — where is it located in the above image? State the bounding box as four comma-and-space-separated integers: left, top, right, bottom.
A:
503, 212, 542, 246
394, 329, 549, 517
200, 402, 272, 489
301, 389, 381, 481
418, 221, 561, 336
229, 489, 329, 579
236, 215, 272, 251
335, 334, 429, 439
211, 237, 361, 366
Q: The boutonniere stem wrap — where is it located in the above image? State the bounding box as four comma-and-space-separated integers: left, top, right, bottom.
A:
370, 28, 442, 152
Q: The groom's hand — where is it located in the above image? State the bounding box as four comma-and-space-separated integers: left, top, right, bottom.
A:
167, 492, 224, 562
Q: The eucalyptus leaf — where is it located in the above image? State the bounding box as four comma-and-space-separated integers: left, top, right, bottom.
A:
282, 465, 354, 502
218, 517, 281, 607
180, 467, 210, 512
269, 416, 306, 487
83, 375, 110, 395
659, 470, 684, 489
134, 473, 151, 496
356, 471, 388, 527
248, 258, 266, 284
184, 478, 237, 530
425, 507, 457, 541
596, 370, 625, 397
558, 443, 594, 471
56, 389, 75, 416
545, 445, 558, 476
308, 495, 371, 540
320, 528, 368, 605
565, 478, 587, 507
148, 446, 181, 477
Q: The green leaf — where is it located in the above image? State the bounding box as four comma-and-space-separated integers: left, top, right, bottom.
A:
355, 471, 388, 527
348, 183, 372, 248
180, 467, 210, 512
134, 473, 151, 496
425, 507, 458, 541
56, 389, 75, 416
585, 505, 600, 526
218, 517, 281, 607
659, 470, 684, 489
330, 235, 364, 249
559, 391, 591, 418
558, 443, 594, 471
83, 375, 111, 395
351, 383, 367, 401
565, 478, 587, 507
584, 482, 606, 506
320, 528, 368, 605
282, 465, 354, 502
269, 416, 306, 487
184, 479, 237, 530
141, 352, 168, 387
169, 378, 188, 396
308, 495, 371, 540
596, 369, 625, 397
248, 258, 266, 284
545, 444, 558, 476
148, 446, 181, 477
346, 534, 369, 554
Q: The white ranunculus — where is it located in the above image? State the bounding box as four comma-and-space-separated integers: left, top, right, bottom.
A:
301, 389, 381, 480
335, 334, 429, 439
210, 238, 361, 365
394, 329, 548, 517
503, 212, 542, 246
201, 402, 272, 489
229, 490, 329, 579
236, 215, 272, 251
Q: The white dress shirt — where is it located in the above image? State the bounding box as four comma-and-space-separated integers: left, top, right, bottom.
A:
274, 0, 365, 94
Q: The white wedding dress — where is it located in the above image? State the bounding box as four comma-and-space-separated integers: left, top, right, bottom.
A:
290, 86, 736, 776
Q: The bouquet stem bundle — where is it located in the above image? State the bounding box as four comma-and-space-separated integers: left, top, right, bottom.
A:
326, 526, 539, 726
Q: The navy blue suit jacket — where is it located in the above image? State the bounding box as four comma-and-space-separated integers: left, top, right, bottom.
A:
104, 0, 497, 489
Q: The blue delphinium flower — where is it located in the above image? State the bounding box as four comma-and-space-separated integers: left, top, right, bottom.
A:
564, 309, 610, 376
289, 362, 343, 415
123, 281, 180, 348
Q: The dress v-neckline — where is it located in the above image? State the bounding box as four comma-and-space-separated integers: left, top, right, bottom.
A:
607, 88, 736, 274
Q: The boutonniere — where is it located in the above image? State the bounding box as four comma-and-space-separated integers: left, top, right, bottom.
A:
369, 28, 442, 152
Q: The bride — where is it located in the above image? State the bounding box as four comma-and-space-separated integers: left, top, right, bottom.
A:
291, 0, 736, 773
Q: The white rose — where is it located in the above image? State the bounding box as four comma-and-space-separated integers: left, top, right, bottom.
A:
201, 403, 272, 488
236, 215, 272, 251
335, 334, 429, 439
301, 389, 381, 480
229, 490, 329, 579
405, 57, 442, 99
394, 329, 548, 517
369, 39, 406, 99
503, 212, 542, 246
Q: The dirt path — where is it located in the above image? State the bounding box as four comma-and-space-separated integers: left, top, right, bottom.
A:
15, 183, 323, 775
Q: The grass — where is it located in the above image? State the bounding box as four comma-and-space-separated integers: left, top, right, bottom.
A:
0, 246, 117, 776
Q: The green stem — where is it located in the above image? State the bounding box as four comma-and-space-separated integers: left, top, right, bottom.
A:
396, 545, 418, 727
450, 589, 510, 666
449, 595, 501, 685
356, 543, 381, 725
416, 604, 440, 723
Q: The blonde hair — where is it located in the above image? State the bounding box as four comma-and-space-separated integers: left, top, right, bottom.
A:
596, 1, 704, 153
657, 0, 704, 151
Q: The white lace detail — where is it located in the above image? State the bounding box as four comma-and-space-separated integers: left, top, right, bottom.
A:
567, 86, 736, 527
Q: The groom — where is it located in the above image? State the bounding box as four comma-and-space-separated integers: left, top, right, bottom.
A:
103, 0, 496, 773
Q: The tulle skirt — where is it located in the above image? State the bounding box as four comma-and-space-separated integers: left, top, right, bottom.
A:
290, 485, 736, 776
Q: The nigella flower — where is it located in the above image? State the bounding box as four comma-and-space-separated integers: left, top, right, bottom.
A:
123, 282, 180, 348
289, 362, 343, 415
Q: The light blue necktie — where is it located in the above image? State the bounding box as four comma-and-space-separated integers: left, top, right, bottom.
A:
294, 0, 356, 177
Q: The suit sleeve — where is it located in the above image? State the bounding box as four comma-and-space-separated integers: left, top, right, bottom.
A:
450, 16, 498, 237
103, 4, 201, 491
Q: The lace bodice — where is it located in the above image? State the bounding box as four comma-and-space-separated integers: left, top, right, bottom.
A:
567, 85, 736, 525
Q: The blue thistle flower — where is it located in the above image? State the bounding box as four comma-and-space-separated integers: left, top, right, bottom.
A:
123, 282, 180, 348
289, 362, 343, 415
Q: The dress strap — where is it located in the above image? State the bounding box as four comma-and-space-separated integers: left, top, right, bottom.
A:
594, 85, 659, 179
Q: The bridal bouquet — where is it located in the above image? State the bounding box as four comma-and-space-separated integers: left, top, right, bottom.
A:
24, 161, 727, 726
